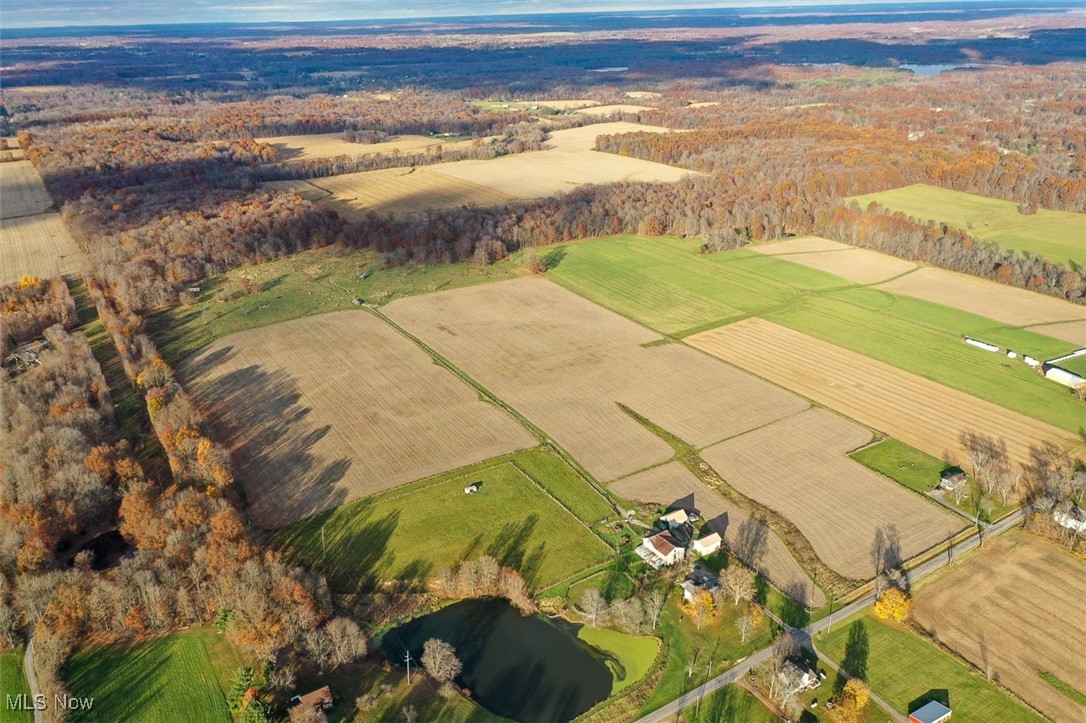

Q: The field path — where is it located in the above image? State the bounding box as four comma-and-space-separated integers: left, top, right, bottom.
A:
688, 318, 1086, 469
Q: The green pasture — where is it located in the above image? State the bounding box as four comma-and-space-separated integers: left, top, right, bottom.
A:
578, 626, 660, 695
1, 647, 32, 723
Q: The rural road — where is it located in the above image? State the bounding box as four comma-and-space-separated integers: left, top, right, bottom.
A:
634, 507, 1028, 723
24, 635, 44, 723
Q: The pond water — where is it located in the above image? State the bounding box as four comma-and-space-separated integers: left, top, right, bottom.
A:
381, 598, 613, 722
899, 63, 982, 76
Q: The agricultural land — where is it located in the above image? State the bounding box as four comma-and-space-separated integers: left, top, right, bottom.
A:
820, 611, 1045, 723
276, 449, 613, 591
176, 309, 536, 528
850, 183, 1086, 267
0, 160, 84, 283
256, 132, 463, 161
913, 530, 1086, 723
0, 160, 55, 218
574, 104, 656, 116
0, 648, 31, 723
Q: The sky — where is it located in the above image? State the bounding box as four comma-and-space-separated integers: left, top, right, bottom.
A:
0, 1, 996, 29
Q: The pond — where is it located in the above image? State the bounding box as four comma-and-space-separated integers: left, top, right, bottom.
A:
899, 63, 982, 77
381, 598, 613, 721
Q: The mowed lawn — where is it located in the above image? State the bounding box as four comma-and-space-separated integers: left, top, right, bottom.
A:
63, 627, 253, 723
276, 449, 613, 592
546, 235, 1083, 433
820, 612, 1044, 723
1, 647, 32, 723
849, 184, 1086, 267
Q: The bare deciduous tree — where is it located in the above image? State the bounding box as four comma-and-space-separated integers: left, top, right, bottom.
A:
643, 588, 666, 630
422, 638, 462, 687
720, 564, 757, 605
736, 615, 755, 643
580, 588, 608, 628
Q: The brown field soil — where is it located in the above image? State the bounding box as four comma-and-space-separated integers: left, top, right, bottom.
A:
611, 462, 826, 607
575, 104, 655, 116
1028, 319, 1086, 346
544, 122, 678, 152
0, 160, 55, 219
385, 278, 808, 482
914, 531, 1086, 723
877, 266, 1086, 326
701, 408, 964, 580
687, 101, 720, 108
176, 310, 536, 528
751, 236, 853, 255
0, 212, 85, 284
750, 246, 917, 284
275, 167, 517, 220
688, 319, 1086, 469
624, 91, 661, 99
256, 133, 446, 161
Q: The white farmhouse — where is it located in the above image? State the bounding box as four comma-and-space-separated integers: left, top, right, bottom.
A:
691, 532, 722, 556
636, 531, 686, 569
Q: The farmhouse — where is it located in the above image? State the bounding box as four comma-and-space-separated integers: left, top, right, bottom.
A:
636, 531, 686, 568
691, 532, 722, 556
679, 569, 719, 602
289, 685, 333, 722
939, 469, 967, 493
780, 661, 821, 691
908, 700, 952, 723
1053, 505, 1086, 533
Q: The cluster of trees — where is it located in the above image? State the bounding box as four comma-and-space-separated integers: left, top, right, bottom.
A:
579, 586, 667, 634
1023, 442, 1086, 553
678, 564, 760, 631
0, 276, 77, 355
435, 555, 533, 614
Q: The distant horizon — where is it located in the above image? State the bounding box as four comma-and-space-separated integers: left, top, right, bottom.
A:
0, 0, 1072, 31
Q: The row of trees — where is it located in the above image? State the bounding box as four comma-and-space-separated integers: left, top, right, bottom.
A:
434, 555, 534, 614
0, 276, 78, 355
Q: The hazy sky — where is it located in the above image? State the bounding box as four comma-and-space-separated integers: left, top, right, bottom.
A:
1, 1, 986, 29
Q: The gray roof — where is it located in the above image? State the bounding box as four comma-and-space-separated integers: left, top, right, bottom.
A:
910, 700, 951, 723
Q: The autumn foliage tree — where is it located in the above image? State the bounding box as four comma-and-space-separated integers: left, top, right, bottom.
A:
872, 586, 912, 623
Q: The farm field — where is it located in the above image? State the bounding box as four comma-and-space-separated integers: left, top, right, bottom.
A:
850, 439, 954, 495
0, 160, 54, 218
820, 611, 1045, 723
575, 104, 655, 115
850, 183, 1086, 267
679, 686, 777, 723
256, 132, 452, 161
750, 237, 918, 284
1032, 319, 1086, 346
546, 235, 1085, 432
0, 212, 85, 285
1, 648, 31, 723
610, 461, 826, 607
913, 531, 1086, 723
267, 123, 688, 218
176, 310, 535, 528
276, 450, 613, 591
876, 266, 1086, 326
700, 409, 963, 580
385, 277, 809, 482
63, 627, 254, 723
688, 319, 1085, 469
148, 246, 524, 365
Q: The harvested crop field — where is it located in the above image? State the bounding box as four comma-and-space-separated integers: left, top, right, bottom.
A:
176, 310, 536, 528
270, 167, 517, 219
700, 408, 963, 580
751, 236, 853, 255
914, 531, 1086, 723
545, 122, 677, 151
750, 245, 917, 284
257, 132, 446, 161
0, 160, 55, 218
385, 278, 809, 482
876, 266, 1086, 326
0, 212, 85, 284
611, 462, 825, 607
688, 319, 1084, 469
575, 104, 655, 116
1030, 319, 1086, 346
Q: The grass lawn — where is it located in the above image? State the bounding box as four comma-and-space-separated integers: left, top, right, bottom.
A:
148, 246, 523, 365
579, 626, 661, 695
678, 685, 778, 723
566, 570, 637, 605
275, 449, 614, 593
1, 647, 32, 723
818, 612, 1044, 723
512, 451, 613, 524
639, 592, 773, 716
849, 184, 1086, 267
63, 627, 256, 723
1053, 354, 1086, 377
546, 234, 1082, 433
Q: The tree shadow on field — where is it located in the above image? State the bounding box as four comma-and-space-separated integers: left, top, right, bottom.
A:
733, 514, 770, 571
178, 353, 352, 528
486, 514, 545, 587
835, 620, 870, 694
541, 246, 566, 270
780, 580, 811, 628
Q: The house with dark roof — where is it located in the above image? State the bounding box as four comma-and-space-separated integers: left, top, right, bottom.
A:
909, 700, 952, 723
636, 531, 686, 568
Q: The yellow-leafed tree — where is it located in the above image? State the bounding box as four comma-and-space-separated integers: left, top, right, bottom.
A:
680, 588, 716, 629
872, 586, 912, 623
826, 679, 870, 723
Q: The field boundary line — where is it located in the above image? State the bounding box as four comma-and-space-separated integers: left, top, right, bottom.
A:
694, 404, 812, 453
507, 460, 615, 548
367, 306, 620, 514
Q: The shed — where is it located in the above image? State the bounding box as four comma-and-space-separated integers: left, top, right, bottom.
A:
909, 700, 952, 723
661, 509, 689, 527
691, 532, 722, 556
464, 482, 482, 494
939, 469, 967, 492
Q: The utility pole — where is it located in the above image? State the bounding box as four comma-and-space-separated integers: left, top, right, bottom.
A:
405, 651, 412, 685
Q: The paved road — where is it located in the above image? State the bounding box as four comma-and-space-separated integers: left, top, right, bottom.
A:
634, 507, 1028, 723
24, 635, 44, 723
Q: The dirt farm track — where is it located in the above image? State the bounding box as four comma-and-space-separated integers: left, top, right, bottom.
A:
177, 310, 536, 527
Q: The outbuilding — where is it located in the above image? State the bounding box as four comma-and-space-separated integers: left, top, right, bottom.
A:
691, 532, 722, 556
909, 700, 952, 723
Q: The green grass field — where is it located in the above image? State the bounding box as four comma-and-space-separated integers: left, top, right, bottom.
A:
819, 612, 1044, 723
578, 626, 660, 695
276, 449, 614, 592
148, 246, 523, 365
851, 439, 949, 494
1, 647, 32, 723
63, 627, 255, 723
546, 235, 1083, 433
679, 685, 778, 723
849, 184, 1086, 267
1052, 353, 1086, 377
